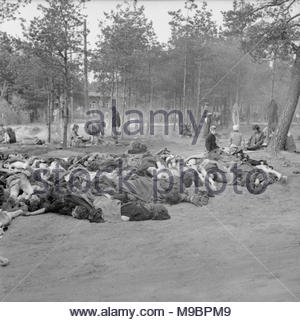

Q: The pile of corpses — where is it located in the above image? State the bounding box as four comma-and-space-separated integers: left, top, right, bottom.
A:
0, 147, 287, 233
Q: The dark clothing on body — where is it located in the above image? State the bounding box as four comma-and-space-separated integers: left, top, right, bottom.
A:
205, 133, 219, 152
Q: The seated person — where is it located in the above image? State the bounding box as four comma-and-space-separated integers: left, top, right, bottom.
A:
70, 124, 90, 146
284, 132, 296, 152
3, 130, 10, 143
247, 125, 265, 151
229, 125, 243, 151
262, 126, 276, 146
205, 125, 219, 152
87, 122, 106, 145
3, 127, 16, 144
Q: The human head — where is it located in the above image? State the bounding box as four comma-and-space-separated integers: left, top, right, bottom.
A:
183, 172, 194, 188
72, 206, 89, 220
252, 124, 260, 133
150, 204, 170, 220
210, 125, 216, 134
72, 124, 79, 132
28, 195, 41, 212
233, 125, 239, 132
0, 210, 8, 239
0, 225, 7, 239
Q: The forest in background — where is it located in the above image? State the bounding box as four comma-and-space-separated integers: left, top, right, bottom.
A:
0, 0, 299, 149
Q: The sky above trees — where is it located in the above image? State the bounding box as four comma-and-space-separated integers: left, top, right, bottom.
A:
0, 0, 233, 45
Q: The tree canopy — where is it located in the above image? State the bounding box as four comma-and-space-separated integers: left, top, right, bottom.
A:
1, 0, 299, 149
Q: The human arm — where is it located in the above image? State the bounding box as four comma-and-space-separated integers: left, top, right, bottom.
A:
22, 208, 46, 216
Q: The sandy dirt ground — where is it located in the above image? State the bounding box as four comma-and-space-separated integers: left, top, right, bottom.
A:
1, 125, 300, 301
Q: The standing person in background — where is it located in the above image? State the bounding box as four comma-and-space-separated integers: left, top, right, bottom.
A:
232, 102, 240, 127
201, 102, 212, 138
112, 105, 121, 144
202, 112, 212, 138
229, 125, 244, 151
296, 112, 300, 125
0, 124, 5, 143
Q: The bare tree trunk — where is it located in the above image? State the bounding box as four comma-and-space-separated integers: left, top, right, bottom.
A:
270, 57, 276, 100
146, 62, 153, 136
121, 75, 126, 139
182, 46, 187, 125
70, 83, 74, 124
47, 91, 50, 140
62, 52, 70, 148
111, 68, 115, 100
0, 80, 7, 98
47, 79, 54, 144
116, 71, 119, 104
128, 86, 131, 108
246, 103, 251, 125
134, 80, 138, 109
173, 91, 177, 131
267, 99, 278, 143
83, 19, 89, 113
269, 47, 300, 152
236, 64, 241, 105
62, 92, 69, 148
196, 60, 201, 122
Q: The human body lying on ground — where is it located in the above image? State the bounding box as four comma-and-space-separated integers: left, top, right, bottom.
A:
0, 145, 290, 267
247, 125, 265, 151
0, 155, 172, 225
140, 146, 286, 196
0, 145, 287, 226
0, 149, 213, 229
0, 208, 25, 266
0, 207, 56, 267
0, 209, 24, 238
184, 148, 287, 188
111, 173, 211, 208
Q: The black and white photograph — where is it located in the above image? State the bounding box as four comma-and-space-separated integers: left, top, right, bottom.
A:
0, 0, 300, 318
